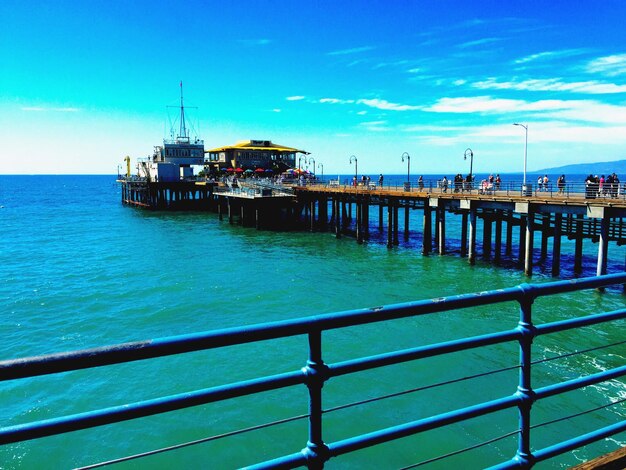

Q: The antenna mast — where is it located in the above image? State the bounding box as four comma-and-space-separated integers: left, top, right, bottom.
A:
179, 81, 188, 141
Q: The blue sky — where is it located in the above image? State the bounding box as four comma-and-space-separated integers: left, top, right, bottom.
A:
2, 0, 626, 175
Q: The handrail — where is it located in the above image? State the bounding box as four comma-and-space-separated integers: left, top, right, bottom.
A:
1, 273, 625, 468
299, 179, 626, 200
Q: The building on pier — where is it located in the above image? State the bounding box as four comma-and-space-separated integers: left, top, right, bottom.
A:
205, 140, 309, 173
136, 83, 204, 183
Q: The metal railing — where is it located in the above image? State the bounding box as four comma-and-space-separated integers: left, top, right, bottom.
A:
303, 179, 626, 200
1, 274, 625, 468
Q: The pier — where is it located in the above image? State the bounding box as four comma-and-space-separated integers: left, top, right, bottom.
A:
118, 177, 626, 277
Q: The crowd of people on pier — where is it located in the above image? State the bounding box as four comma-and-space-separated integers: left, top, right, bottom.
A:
585, 173, 621, 199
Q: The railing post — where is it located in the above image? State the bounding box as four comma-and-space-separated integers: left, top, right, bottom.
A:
302, 330, 329, 469
515, 284, 536, 468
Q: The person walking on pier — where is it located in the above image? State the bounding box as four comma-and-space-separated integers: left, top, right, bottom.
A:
418, 175, 424, 190
537, 175, 543, 192
441, 176, 448, 193
557, 174, 566, 194
543, 175, 549, 191
378, 174, 384, 187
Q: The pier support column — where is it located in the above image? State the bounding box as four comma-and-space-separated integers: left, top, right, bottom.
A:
393, 203, 399, 245
506, 210, 514, 256
524, 211, 535, 276
356, 201, 363, 244
482, 215, 492, 259
540, 215, 550, 260
437, 203, 446, 255
494, 212, 502, 263
596, 212, 610, 277
310, 199, 316, 232
228, 198, 233, 224
552, 213, 562, 276
387, 203, 393, 248
460, 211, 468, 258
364, 199, 369, 238
574, 214, 583, 274
404, 204, 410, 239
218, 198, 223, 221
335, 198, 341, 238
468, 207, 477, 265
422, 203, 432, 255
379, 203, 384, 231
519, 216, 527, 264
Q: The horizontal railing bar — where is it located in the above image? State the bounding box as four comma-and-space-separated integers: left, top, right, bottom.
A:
3, 274, 625, 382
326, 394, 521, 458
535, 308, 626, 336
245, 451, 308, 470
329, 329, 521, 377
0, 290, 522, 381
250, 394, 522, 469
0, 370, 304, 445
532, 420, 626, 463
534, 365, 626, 401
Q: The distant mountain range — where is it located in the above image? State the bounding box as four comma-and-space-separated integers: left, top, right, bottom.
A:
536, 159, 626, 175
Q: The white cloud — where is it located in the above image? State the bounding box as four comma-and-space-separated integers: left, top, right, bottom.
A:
286, 96, 305, 101
357, 98, 420, 111
359, 120, 389, 132
272, 108, 281, 113
586, 54, 626, 76
327, 46, 375, 56
409, 122, 626, 146
514, 49, 588, 65
423, 96, 527, 113
320, 98, 355, 104
472, 77, 626, 94
423, 96, 626, 124
457, 37, 502, 49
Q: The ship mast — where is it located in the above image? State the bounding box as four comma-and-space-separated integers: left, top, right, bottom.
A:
179, 81, 188, 142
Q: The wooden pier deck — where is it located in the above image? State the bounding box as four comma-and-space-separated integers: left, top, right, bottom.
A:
294, 184, 626, 277
118, 178, 626, 278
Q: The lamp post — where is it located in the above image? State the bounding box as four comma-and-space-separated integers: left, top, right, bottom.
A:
349, 155, 358, 187
513, 123, 528, 191
307, 156, 315, 177
401, 152, 410, 186
464, 148, 473, 179
318, 162, 324, 182
298, 155, 304, 171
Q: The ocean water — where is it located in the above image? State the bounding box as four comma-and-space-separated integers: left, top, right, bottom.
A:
0, 175, 624, 469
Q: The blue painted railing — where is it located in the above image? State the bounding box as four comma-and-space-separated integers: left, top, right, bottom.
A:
1, 273, 625, 468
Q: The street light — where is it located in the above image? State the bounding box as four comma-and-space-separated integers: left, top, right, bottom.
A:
298, 155, 304, 171
401, 152, 410, 185
318, 162, 324, 182
463, 148, 473, 180
513, 123, 528, 190
349, 155, 358, 186
307, 156, 315, 177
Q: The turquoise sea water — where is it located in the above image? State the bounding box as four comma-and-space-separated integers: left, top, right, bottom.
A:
0, 175, 624, 469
